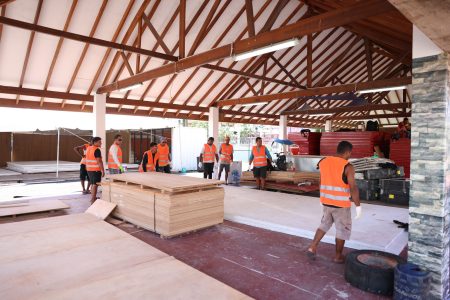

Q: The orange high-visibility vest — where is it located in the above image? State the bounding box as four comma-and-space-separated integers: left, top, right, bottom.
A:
107, 144, 122, 169
252, 145, 267, 167
158, 144, 170, 167
145, 151, 159, 172
203, 144, 217, 163
80, 143, 89, 165
85, 146, 101, 171
318, 156, 351, 208
220, 143, 233, 164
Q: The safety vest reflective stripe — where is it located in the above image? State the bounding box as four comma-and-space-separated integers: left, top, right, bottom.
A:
252, 146, 267, 167
145, 151, 159, 172
320, 192, 350, 201
158, 144, 170, 166
85, 146, 101, 171
203, 144, 216, 163
320, 185, 350, 193
319, 156, 351, 208
220, 144, 233, 163
108, 145, 123, 169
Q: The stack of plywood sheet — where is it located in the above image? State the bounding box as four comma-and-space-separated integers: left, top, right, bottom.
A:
103, 173, 224, 237
241, 171, 319, 184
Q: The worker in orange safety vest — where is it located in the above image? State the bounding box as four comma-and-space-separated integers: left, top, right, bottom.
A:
140, 142, 159, 172
249, 137, 272, 190
157, 137, 171, 173
199, 137, 219, 179
85, 137, 105, 203
307, 141, 362, 264
108, 134, 124, 174
218, 136, 233, 185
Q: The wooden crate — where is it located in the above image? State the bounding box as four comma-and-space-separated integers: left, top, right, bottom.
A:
103, 173, 224, 237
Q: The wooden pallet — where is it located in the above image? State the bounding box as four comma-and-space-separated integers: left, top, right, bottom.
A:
103, 173, 224, 238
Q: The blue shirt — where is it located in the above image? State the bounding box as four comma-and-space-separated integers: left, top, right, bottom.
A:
249, 147, 272, 168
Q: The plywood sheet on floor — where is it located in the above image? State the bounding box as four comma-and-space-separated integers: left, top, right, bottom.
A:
0, 213, 250, 300
6, 161, 80, 173
0, 199, 69, 217
224, 186, 408, 254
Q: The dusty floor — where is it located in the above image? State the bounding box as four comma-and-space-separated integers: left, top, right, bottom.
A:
0, 184, 398, 300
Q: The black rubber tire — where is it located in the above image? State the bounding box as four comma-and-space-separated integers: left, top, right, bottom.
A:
345, 250, 406, 296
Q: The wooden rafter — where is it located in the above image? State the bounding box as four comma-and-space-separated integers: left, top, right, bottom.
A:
61, 0, 108, 108
97, 0, 395, 94
270, 55, 305, 89
0, 6, 5, 42
80, 0, 141, 110
0, 15, 173, 62
120, 51, 135, 76
281, 103, 410, 115
259, 0, 289, 33
142, 12, 171, 54
40, 0, 78, 106
16, 0, 43, 104
217, 77, 411, 107
245, 0, 255, 37
179, 0, 186, 59
0, 0, 14, 7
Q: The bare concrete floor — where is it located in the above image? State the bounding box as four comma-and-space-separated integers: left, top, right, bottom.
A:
0, 181, 399, 299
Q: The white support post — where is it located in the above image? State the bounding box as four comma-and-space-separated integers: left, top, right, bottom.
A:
279, 115, 288, 153
94, 93, 107, 160
208, 107, 219, 141
325, 120, 332, 132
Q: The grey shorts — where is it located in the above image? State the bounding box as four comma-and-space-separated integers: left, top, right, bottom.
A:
219, 163, 230, 173
318, 206, 352, 240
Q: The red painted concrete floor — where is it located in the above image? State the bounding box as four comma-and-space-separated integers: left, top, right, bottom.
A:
0, 192, 396, 299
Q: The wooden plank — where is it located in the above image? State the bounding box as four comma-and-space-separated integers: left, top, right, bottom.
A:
37, 256, 250, 299
0, 199, 69, 217
241, 171, 319, 184
85, 200, 116, 220
107, 173, 223, 193
0, 214, 250, 300
0, 236, 167, 299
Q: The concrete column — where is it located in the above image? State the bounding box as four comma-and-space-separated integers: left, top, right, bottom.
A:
279, 115, 288, 153
409, 53, 449, 300
325, 120, 332, 132
208, 107, 219, 141
93, 93, 106, 160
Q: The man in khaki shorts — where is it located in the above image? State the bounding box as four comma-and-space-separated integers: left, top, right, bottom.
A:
307, 141, 362, 263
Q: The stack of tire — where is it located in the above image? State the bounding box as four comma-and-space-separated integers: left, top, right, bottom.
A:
345, 250, 431, 299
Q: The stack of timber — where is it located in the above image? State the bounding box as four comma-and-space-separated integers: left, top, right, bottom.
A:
241, 171, 319, 184
6, 161, 80, 173
103, 173, 224, 237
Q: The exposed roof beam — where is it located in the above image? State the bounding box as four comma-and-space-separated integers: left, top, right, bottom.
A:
0, 15, 175, 61
245, 0, 255, 37
97, 0, 395, 94
281, 102, 410, 115
179, 0, 186, 58
331, 112, 410, 121
0, 0, 15, 7
217, 76, 411, 107
0, 97, 327, 127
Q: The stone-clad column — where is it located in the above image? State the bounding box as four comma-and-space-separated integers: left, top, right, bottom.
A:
409, 53, 449, 300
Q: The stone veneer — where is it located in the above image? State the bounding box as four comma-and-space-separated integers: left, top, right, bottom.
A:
409, 52, 449, 299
